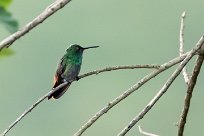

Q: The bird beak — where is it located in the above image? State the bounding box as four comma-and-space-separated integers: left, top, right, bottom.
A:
83, 46, 99, 50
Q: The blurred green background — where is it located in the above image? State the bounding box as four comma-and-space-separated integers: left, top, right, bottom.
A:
0, 0, 204, 136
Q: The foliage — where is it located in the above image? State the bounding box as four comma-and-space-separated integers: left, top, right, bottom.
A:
0, 7, 18, 33
0, 0, 12, 9
0, 48, 14, 58
0, 0, 18, 33
0, 0, 17, 57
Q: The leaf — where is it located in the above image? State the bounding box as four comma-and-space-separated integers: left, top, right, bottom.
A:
0, 48, 15, 58
0, 7, 18, 33
0, 0, 12, 9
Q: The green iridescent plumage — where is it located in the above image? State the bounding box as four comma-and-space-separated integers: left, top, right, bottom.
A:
48, 44, 99, 99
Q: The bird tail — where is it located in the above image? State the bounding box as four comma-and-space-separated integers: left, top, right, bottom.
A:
48, 82, 71, 100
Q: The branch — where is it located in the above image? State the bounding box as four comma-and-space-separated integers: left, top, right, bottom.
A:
178, 48, 204, 135
78, 64, 161, 79
0, 64, 159, 136
0, 82, 68, 136
179, 11, 190, 85
0, 0, 72, 51
73, 53, 190, 136
117, 36, 204, 136
138, 125, 159, 136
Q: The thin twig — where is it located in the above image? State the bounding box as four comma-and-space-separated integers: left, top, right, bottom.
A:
0, 82, 68, 136
73, 53, 190, 136
179, 11, 190, 85
78, 64, 161, 79
179, 11, 186, 56
0, 0, 72, 51
117, 36, 204, 136
0, 64, 159, 136
178, 49, 204, 136
138, 125, 159, 136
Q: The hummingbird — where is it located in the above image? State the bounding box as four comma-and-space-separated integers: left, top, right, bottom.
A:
48, 44, 99, 100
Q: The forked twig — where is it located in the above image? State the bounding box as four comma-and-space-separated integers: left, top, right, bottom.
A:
74, 53, 190, 136
178, 48, 204, 136
117, 36, 204, 136
179, 11, 190, 85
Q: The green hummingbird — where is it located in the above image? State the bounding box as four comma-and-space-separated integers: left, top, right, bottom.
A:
48, 44, 99, 100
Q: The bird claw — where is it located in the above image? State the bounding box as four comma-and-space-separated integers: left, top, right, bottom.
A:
75, 76, 80, 81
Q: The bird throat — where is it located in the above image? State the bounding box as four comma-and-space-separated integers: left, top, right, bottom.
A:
67, 53, 82, 65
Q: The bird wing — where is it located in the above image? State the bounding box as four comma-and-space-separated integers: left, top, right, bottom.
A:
53, 55, 81, 87
53, 56, 66, 86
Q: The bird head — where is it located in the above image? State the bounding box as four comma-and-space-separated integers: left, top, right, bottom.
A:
66, 44, 99, 54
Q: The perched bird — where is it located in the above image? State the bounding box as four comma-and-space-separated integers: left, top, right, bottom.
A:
48, 44, 99, 100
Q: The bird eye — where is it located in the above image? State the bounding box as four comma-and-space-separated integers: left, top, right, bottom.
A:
76, 46, 81, 51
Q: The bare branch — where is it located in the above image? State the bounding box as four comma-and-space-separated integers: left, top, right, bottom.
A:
178, 47, 204, 136
0, 64, 159, 136
73, 53, 190, 136
0, 82, 68, 136
78, 64, 161, 79
179, 12, 186, 56
179, 11, 190, 85
138, 125, 159, 136
0, 0, 72, 51
117, 36, 204, 136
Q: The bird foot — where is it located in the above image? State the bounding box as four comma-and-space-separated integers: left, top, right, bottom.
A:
75, 76, 80, 81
